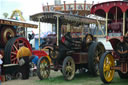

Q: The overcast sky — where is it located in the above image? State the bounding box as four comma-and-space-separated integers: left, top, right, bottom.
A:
0, 0, 118, 21
0, 0, 119, 33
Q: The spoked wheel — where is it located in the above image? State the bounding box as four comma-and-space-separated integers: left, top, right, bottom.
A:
4, 37, 32, 64
99, 52, 115, 83
116, 61, 128, 79
0, 26, 16, 47
118, 71, 128, 79
62, 56, 75, 80
88, 42, 105, 76
37, 57, 50, 80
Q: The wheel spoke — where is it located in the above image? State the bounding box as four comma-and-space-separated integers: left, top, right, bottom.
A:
40, 64, 45, 70
46, 70, 50, 76
40, 71, 44, 77
67, 61, 70, 66
13, 44, 18, 51
15, 41, 19, 49
11, 52, 17, 55
44, 71, 47, 78
11, 57, 17, 61
105, 71, 109, 78
66, 71, 70, 77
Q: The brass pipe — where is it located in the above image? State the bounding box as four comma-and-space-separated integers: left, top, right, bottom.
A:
57, 16, 59, 46
116, 7, 117, 22
106, 12, 108, 36
123, 12, 125, 36
39, 19, 41, 50
82, 25, 84, 41
25, 27, 27, 39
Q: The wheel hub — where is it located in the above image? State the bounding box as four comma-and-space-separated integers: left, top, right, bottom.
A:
66, 66, 72, 72
3, 28, 15, 43
96, 56, 100, 62
105, 65, 110, 71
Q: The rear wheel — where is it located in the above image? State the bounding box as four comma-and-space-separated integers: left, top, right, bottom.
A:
62, 56, 75, 80
37, 57, 50, 80
88, 42, 105, 76
99, 52, 115, 83
118, 71, 128, 79
4, 37, 32, 64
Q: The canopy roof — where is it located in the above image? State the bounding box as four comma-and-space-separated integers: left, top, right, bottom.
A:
91, 1, 128, 17
30, 12, 105, 26
0, 18, 38, 28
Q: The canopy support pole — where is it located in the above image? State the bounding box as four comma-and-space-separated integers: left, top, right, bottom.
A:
96, 15, 104, 36
39, 18, 41, 50
25, 27, 27, 39
56, 16, 60, 46
82, 24, 84, 41
106, 12, 108, 36
123, 12, 125, 36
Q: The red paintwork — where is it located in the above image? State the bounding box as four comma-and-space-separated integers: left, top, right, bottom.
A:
91, 1, 128, 16
61, 36, 65, 43
106, 36, 123, 41
91, 1, 128, 46
11, 37, 32, 64
106, 36, 124, 50
90, 0, 128, 75
32, 50, 48, 59
109, 22, 123, 32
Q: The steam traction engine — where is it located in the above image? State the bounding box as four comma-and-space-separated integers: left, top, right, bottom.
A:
91, 1, 128, 83
0, 19, 38, 77
30, 12, 105, 80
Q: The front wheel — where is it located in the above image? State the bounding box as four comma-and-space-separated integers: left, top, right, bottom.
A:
88, 42, 105, 76
37, 57, 50, 80
62, 56, 75, 80
99, 52, 115, 83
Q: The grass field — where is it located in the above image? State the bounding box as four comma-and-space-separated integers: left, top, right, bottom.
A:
2, 71, 128, 85
35, 71, 128, 85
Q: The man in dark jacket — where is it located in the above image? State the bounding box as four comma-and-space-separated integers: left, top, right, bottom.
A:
16, 46, 32, 79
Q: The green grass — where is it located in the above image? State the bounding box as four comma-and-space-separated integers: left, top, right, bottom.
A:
35, 71, 128, 85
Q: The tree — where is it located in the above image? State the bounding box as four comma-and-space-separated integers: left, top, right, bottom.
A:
3, 12, 8, 18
